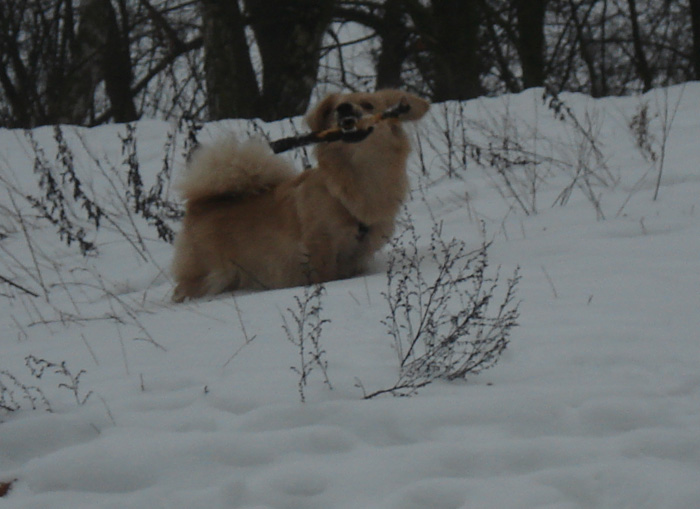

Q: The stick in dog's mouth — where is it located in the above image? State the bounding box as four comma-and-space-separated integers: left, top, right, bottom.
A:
340, 98, 411, 132
380, 98, 411, 120
269, 99, 413, 154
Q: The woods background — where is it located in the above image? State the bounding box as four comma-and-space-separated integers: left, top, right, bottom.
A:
1, 0, 698, 128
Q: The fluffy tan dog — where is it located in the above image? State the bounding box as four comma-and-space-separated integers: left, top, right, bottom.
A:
171, 89, 430, 302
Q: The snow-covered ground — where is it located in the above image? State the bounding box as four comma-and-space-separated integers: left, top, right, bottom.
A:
1, 84, 699, 508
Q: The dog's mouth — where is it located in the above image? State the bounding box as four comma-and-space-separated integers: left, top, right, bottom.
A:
338, 116, 357, 131
335, 102, 361, 131
332, 102, 375, 143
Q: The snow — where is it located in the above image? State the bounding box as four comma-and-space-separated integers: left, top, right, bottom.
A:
1, 83, 700, 508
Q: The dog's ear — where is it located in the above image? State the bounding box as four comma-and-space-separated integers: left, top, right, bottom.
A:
305, 93, 339, 131
378, 90, 430, 121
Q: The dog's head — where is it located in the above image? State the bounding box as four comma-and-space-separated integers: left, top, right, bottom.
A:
305, 89, 430, 134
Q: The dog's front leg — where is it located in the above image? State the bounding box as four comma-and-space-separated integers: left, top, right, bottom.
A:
303, 232, 339, 284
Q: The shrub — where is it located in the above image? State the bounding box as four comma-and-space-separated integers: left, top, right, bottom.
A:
361, 215, 520, 398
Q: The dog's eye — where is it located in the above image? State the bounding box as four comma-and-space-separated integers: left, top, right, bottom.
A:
360, 102, 375, 111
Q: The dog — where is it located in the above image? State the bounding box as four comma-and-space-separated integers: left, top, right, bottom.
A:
171, 89, 430, 302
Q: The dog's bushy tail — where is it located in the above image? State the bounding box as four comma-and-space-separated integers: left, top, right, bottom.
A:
177, 137, 295, 203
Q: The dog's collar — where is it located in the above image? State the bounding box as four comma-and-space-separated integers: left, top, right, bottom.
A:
321, 179, 371, 242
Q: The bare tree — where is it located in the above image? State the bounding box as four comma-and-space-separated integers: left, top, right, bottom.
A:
514, 0, 548, 89
374, 0, 410, 89
200, 0, 260, 119
80, 0, 138, 123
477, 0, 549, 91
341, 0, 483, 100
477, 0, 520, 93
199, 0, 335, 121
626, 0, 653, 91
412, 0, 482, 100
1, 0, 696, 128
0, 0, 204, 127
691, 0, 700, 79
249, 0, 336, 120
0, 0, 137, 127
0, 0, 41, 126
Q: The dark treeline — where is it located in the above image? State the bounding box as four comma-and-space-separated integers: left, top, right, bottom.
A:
1, 0, 698, 128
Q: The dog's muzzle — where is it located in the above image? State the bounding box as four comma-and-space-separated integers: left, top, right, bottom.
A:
332, 102, 375, 144
335, 102, 360, 131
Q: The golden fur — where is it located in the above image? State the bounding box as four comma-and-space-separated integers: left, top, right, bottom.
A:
171, 89, 430, 302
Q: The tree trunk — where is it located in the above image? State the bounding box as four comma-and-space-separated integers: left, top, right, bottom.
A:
415, 0, 481, 101
248, 0, 335, 120
48, 0, 137, 124
568, 0, 604, 97
691, 0, 700, 80
200, 0, 260, 120
514, 0, 548, 89
626, 0, 653, 91
0, 1, 37, 127
96, 0, 138, 122
46, 0, 96, 124
375, 0, 409, 89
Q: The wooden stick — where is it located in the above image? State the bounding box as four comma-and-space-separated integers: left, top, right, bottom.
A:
270, 99, 411, 154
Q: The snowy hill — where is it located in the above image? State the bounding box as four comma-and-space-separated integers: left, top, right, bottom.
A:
1, 84, 699, 508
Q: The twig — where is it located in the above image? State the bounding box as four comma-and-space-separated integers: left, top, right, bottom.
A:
541, 265, 559, 298
80, 334, 100, 366
0, 274, 39, 298
6, 190, 49, 301
97, 394, 116, 426
652, 85, 684, 201
221, 295, 258, 369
